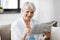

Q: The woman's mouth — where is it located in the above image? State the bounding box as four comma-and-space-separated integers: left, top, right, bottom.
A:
27, 16, 31, 18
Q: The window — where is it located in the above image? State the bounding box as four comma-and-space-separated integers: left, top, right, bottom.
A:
1, 0, 20, 12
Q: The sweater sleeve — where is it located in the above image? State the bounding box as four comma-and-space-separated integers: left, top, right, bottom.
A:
11, 21, 22, 40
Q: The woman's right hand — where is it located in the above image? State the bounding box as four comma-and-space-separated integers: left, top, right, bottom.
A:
21, 27, 31, 40
26, 27, 31, 34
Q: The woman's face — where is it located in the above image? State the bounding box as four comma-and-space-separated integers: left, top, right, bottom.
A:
22, 7, 34, 21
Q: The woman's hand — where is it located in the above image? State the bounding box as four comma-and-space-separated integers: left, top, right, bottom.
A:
26, 27, 31, 34
21, 27, 31, 40
44, 32, 50, 40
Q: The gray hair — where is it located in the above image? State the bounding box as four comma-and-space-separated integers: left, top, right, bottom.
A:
21, 2, 36, 12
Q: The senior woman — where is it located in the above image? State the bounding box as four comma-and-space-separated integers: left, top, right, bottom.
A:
11, 2, 38, 40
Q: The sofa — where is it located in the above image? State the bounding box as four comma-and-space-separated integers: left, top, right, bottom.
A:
0, 21, 57, 40
51, 27, 60, 40
0, 24, 11, 40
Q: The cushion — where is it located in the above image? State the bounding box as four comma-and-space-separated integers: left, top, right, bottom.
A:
51, 27, 60, 40
0, 24, 11, 40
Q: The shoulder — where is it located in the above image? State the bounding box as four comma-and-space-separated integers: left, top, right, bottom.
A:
12, 17, 23, 25
11, 18, 22, 28
11, 20, 19, 27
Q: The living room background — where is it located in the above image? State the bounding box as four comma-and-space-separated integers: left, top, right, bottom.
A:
0, 0, 60, 26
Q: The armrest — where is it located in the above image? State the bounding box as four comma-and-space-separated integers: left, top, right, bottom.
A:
0, 24, 11, 40
0, 35, 1, 40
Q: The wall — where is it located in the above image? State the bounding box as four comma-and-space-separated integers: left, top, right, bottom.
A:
0, 13, 20, 25
39, 0, 54, 23
53, 0, 60, 26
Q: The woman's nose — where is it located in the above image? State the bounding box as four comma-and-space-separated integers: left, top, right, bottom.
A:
28, 12, 31, 16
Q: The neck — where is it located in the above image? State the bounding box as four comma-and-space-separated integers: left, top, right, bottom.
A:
23, 17, 30, 23
23, 17, 31, 28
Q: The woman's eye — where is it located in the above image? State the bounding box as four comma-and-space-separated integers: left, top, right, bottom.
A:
31, 12, 34, 14
26, 11, 29, 13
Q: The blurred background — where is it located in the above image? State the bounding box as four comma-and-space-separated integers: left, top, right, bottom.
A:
0, 0, 60, 26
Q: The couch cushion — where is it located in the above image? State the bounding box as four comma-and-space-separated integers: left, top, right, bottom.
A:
0, 24, 11, 40
51, 27, 60, 40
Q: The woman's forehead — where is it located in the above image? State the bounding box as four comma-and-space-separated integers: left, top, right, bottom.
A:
23, 7, 34, 12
